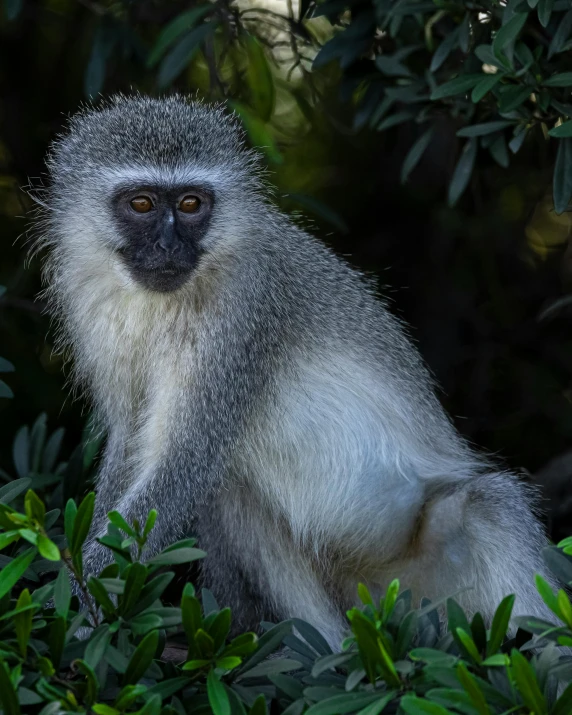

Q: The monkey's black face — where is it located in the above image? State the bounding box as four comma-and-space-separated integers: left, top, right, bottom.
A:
111, 184, 214, 292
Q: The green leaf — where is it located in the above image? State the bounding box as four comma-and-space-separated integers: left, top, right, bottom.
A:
208, 607, 232, 651
548, 9, 572, 59
41, 427, 65, 473
13, 426, 29, 478
243, 34, 275, 122
85, 624, 112, 669
543, 545, 572, 584
492, 12, 528, 60
14, 588, 33, 657
0, 660, 20, 715
487, 594, 514, 655
498, 85, 531, 112
250, 694, 267, 715
538, 0, 554, 27
489, 135, 510, 168
543, 72, 572, 87
509, 126, 528, 153
0, 357, 14, 372
306, 693, 390, 715
475, 44, 511, 71
510, 649, 547, 714
553, 681, 572, 715
349, 609, 400, 687
377, 110, 416, 131
37, 534, 60, 561
397, 696, 451, 715
237, 658, 302, 679
430, 30, 459, 72
4, 0, 22, 21
231, 101, 283, 164
87, 576, 116, 615
0, 530, 20, 550
129, 613, 163, 636
291, 618, 332, 655
29, 414, 47, 473
48, 616, 66, 670
123, 629, 159, 685
355, 693, 395, 715
75, 659, 100, 705
71, 491, 95, 555
431, 74, 483, 100
457, 121, 512, 137
0, 478, 31, 505
114, 684, 148, 710
64, 498, 77, 548
456, 662, 490, 715
357, 583, 373, 605
24, 488, 45, 524
157, 22, 216, 88
455, 628, 482, 664
0, 380, 13, 399
137, 694, 161, 715
142, 509, 157, 538
107, 511, 137, 538
553, 137, 572, 214
119, 562, 148, 616
182, 658, 210, 670
54, 567, 71, 618
223, 631, 258, 658
147, 5, 212, 67
550, 120, 572, 138
85, 23, 116, 98
482, 653, 510, 666
0, 548, 36, 598
147, 546, 206, 567
127, 572, 174, 617
448, 138, 477, 206
401, 127, 434, 183
382, 578, 400, 621
207, 670, 231, 715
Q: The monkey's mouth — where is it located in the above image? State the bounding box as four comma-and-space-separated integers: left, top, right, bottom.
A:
118, 252, 196, 293
133, 263, 193, 292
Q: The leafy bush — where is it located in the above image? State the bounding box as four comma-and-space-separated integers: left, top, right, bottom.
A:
0, 416, 571, 714
312, 0, 572, 211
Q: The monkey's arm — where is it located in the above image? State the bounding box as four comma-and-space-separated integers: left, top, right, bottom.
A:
83, 311, 273, 577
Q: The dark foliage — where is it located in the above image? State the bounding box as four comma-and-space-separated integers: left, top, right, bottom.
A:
1, 417, 572, 714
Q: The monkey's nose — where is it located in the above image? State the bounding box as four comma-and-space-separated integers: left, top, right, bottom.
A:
155, 235, 180, 255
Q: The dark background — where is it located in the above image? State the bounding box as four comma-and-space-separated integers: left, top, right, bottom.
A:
1, 1, 572, 539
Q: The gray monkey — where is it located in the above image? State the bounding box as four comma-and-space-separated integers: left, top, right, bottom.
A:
34, 94, 554, 647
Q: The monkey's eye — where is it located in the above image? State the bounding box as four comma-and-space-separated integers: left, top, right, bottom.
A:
130, 196, 153, 213
179, 195, 201, 213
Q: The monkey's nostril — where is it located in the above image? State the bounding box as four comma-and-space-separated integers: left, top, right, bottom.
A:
155, 238, 181, 255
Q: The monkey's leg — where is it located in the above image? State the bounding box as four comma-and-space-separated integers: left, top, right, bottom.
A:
198, 489, 349, 650
374, 472, 554, 625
